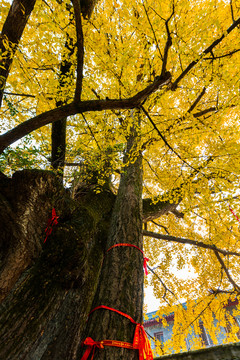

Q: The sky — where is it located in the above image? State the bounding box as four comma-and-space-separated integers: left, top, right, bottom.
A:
145, 286, 160, 312
144, 264, 198, 313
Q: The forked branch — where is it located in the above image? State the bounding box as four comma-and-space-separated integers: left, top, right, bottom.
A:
171, 16, 240, 90
0, 72, 171, 153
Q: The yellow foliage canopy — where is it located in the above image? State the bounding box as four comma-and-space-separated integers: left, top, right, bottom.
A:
1, 0, 240, 354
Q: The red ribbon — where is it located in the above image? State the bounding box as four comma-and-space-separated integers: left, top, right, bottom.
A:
44, 208, 59, 243
133, 323, 153, 360
81, 305, 153, 360
143, 257, 149, 276
229, 205, 240, 224
107, 243, 149, 275
81, 337, 135, 359
81, 337, 104, 360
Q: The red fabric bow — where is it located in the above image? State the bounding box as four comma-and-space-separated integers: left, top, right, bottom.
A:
85, 305, 153, 360
44, 208, 59, 243
81, 337, 104, 360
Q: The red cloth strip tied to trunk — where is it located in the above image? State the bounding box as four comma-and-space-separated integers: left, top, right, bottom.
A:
81, 338, 134, 360
229, 205, 240, 224
44, 208, 59, 243
81, 305, 153, 360
107, 243, 149, 275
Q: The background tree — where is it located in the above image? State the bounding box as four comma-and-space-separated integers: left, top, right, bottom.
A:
1, 0, 240, 358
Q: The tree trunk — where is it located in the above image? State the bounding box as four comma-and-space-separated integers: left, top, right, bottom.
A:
51, 33, 74, 175
0, 0, 36, 107
0, 111, 180, 360
80, 111, 143, 360
0, 169, 115, 359
0, 112, 175, 359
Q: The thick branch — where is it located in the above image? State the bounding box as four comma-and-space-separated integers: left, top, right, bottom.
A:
187, 87, 206, 113
72, 0, 84, 101
161, 5, 174, 76
142, 198, 180, 222
0, 72, 171, 153
0, 0, 36, 107
143, 230, 240, 257
171, 17, 240, 90
52, 22, 75, 172
193, 106, 217, 117
193, 103, 237, 119
164, 87, 207, 134
51, 117, 67, 172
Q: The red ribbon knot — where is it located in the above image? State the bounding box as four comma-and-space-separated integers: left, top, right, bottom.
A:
81, 337, 104, 360
81, 305, 153, 360
44, 208, 59, 243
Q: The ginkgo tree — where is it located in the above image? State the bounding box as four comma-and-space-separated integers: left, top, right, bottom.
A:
1, 0, 240, 359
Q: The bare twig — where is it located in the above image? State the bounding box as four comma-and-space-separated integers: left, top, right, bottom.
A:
143, 229, 240, 257
140, 105, 201, 173
214, 250, 240, 292
209, 288, 236, 295
164, 87, 207, 134
147, 265, 174, 304
193, 106, 217, 117
142, 2, 163, 60
204, 48, 240, 60
81, 113, 101, 150
150, 221, 170, 234
3, 92, 35, 98
230, 0, 235, 22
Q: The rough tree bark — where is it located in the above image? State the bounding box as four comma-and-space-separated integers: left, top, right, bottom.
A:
0, 2, 179, 358
0, 0, 37, 107
0, 157, 179, 359
0, 169, 115, 359
80, 111, 143, 360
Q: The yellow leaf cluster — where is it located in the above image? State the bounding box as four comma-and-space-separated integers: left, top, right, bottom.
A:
2, 0, 240, 351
